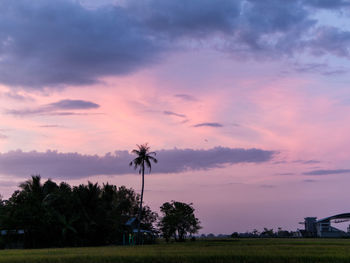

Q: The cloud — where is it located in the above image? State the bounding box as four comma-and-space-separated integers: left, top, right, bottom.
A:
0, 0, 349, 89
260, 184, 276, 188
174, 94, 197, 101
293, 63, 347, 76
303, 169, 350, 175
121, 0, 350, 61
163, 110, 186, 118
129, 0, 316, 58
302, 160, 321, 164
127, 0, 241, 38
276, 172, 295, 176
308, 26, 350, 58
305, 0, 350, 9
0, 0, 162, 88
1, 91, 35, 101
303, 179, 317, 183
273, 161, 287, 164
227, 0, 315, 55
293, 159, 321, 164
0, 147, 276, 179
0, 134, 7, 140
6, 99, 100, 116
48, 99, 99, 110
193, 122, 223, 128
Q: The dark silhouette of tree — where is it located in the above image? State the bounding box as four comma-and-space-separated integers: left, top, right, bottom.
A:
0, 176, 157, 248
261, 228, 274, 237
158, 201, 201, 242
231, 232, 239, 238
129, 143, 157, 244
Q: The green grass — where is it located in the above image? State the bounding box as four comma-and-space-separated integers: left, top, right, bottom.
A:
1, 239, 350, 263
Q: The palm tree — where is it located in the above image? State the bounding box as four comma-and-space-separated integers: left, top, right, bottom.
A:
129, 143, 157, 244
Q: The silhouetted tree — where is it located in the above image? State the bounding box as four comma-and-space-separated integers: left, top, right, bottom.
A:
129, 143, 157, 244
0, 176, 157, 248
231, 232, 239, 238
252, 229, 260, 236
261, 228, 274, 237
158, 201, 201, 242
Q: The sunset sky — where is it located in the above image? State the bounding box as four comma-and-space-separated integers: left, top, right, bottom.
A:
1, 0, 350, 234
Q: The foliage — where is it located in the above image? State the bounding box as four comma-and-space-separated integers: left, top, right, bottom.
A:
277, 227, 292, 237
0, 176, 157, 248
129, 144, 157, 175
0, 239, 350, 262
261, 228, 274, 237
231, 232, 239, 238
158, 201, 201, 242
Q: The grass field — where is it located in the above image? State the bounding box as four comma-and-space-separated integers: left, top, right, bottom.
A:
1, 238, 350, 263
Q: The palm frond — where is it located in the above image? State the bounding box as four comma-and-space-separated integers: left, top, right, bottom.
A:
145, 158, 152, 172
129, 143, 157, 173
131, 149, 140, 155
148, 156, 158, 163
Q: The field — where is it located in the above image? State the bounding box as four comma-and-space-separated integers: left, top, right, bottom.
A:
1, 238, 350, 263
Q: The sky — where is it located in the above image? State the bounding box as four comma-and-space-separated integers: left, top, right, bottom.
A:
1, 0, 350, 234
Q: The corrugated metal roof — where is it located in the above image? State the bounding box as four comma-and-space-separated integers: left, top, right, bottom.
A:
317, 213, 350, 223
125, 217, 136, 226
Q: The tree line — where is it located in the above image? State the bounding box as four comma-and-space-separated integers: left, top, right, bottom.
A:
0, 176, 201, 248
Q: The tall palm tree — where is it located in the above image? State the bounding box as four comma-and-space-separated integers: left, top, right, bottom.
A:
129, 143, 157, 244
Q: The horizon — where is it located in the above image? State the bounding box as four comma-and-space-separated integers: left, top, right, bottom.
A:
1, 0, 350, 235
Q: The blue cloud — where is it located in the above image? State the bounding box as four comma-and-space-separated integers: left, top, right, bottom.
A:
6, 99, 100, 116
305, 0, 350, 9
0, 0, 161, 88
163, 111, 186, 118
0, 0, 349, 89
174, 94, 197, 101
0, 147, 276, 179
303, 169, 350, 175
194, 123, 223, 128
48, 100, 99, 110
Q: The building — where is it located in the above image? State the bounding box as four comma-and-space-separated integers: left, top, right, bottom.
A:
123, 217, 155, 245
300, 213, 350, 238
0, 229, 25, 248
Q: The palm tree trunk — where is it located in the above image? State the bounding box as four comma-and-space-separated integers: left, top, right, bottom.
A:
136, 162, 145, 245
